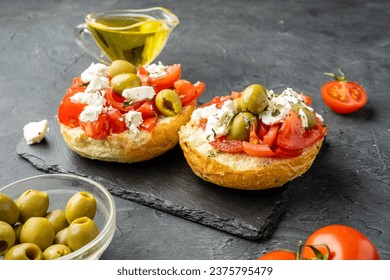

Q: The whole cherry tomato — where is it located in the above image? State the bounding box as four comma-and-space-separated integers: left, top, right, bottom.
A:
258, 250, 297, 260
301, 224, 380, 260
321, 69, 367, 114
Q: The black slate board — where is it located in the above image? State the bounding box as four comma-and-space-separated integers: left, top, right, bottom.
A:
16, 118, 292, 240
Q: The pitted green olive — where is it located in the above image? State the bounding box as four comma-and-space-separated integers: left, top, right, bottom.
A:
240, 84, 268, 114
20, 217, 55, 251
292, 104, 316, 130
0, 193, 19, 225
65, 191, 97, 224
16, 189, 49, 223
45, 209, 69, 234
54, 227, 69, 246
109, 60, 137, 77
0, 221, 16, 256
227, 112, 258, 141
155, 89, 182, 116
4, 243, 42, 260
111, 73, 142, 95
67, 217, 99, 251
43, 244, 72, 260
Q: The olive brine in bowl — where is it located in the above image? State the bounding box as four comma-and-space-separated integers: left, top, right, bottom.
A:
0, 174, 116, 260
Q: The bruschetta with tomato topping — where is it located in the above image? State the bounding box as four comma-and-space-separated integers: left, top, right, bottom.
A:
179, 84, 327, 190
58, 60, 205, 163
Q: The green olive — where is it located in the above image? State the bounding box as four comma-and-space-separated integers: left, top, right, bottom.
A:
155, 89, 182, 116
0, 193, 19, 225
16, 189, 49, 223
13, 223, 23, 244
20, 217, 55, 251
45, 209, 69, 234
111, 73, 142, 95
233, 98, 242, 112
240, 84, 268, 114
109, 60, 137, 77
227, 112, 258, 141
42, 244, 72, 260
65, 191, 97, 224
0, 221, 16, 256
54, 227, 69, 246
292, 104, 317, 130
67, 217, 99, 251
4, 243, 42, 260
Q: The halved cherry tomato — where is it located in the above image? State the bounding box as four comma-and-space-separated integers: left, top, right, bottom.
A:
258, 250, 297, 260
138, 64, 181, 93
243, 141, 275, 157
210, 136, 244, 154
302, 224, 380, 260
275, 111, 305, 151
174, 80, 206, 106
58, 91, 86, 127
322, 69, 367, 114
140, 116, 158, 132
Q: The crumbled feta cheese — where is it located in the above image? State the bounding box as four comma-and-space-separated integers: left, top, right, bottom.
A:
192, 100, 237, 141
23, 119, 48, 145
70, 91, 106, 106
145, 62, 169, 79
124, 111, 143, 134
85, 76, 110, 93
122, 86, 156, 104
80, 63, 109, 83
79, 104, 104, 122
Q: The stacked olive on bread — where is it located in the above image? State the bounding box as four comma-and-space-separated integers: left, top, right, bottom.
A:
0, 190, 98, 260
179, 84, 327, 190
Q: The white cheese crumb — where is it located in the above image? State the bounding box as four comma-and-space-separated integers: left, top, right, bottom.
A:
122, 86, 156, 104
70, 91, 106, 106
145, 61, 169, 79
124, 111, 143, 134
85, 76, 110, 93
79, 105, 104, 123
23, 119, 48, 145
80, 63, 109, 83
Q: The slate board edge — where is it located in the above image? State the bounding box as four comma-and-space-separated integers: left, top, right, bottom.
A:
17, 151, 287, 240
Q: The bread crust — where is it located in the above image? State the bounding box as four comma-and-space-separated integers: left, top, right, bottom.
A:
60, 101, 197, 163
179, 119, 324, 190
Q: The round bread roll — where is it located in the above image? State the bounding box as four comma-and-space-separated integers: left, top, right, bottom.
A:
60, 101, 196, 163
179, 119, 324, 190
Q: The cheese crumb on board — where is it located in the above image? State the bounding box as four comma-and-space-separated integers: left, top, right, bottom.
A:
23, 119, 49, 145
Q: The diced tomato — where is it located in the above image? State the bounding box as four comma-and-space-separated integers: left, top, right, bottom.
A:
275, 111, 305, 151
200, 95, 231, 109
257, 121, 269, 138
138, 64, 181, 93
273, 146, 303, 158
58, 91, 86, 127
80, 114, 110, 140
104, 88, 142, 113
230, 91, 242, 99
210, 136, 244, 154
174, 80, 206, 106
136, 100, 159, 119
300, 93, 313, 106
249, 123, 262, 144
106, 108, 127, 134
262, 124, 279, 147
140, 117, 158, 132
242, 141, 275, 157
303, 117, 327, 147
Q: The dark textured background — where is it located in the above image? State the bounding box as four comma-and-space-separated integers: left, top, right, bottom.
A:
1, 0, 389, 259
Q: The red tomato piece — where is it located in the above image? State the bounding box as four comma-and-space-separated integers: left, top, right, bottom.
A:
273, 146, 303, 158
275, 111, 305, 151
174, 80, 206, 106
104, 88, 142, 113
243, 141, 275, 157
106, 108, 127, 134
57, 91, 86, 127
138, 64, 181, 93
302, 224, 380, 260
258, 250, 297, 260
136, 100, 159, 119
299, 93, 312, 106
322, 70, 367, 114
249, 123, 262, 144
140, 117, 158, 132
80, 114, 110, 139
200, 95, 231, 109
262, 124, 279, 147
210, 137, 244, 154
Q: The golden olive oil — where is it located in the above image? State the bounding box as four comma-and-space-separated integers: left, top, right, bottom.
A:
87, 15, 171, 66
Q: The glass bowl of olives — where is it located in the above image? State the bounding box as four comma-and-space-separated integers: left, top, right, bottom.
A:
0, 174, 116, 260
